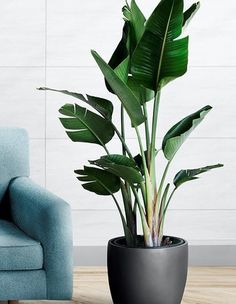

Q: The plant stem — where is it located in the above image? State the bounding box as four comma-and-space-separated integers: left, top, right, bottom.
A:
143, 103, 150, 152
157, 183, 170, 238
159, 188, 176, 240
135, 127, 147, 173
140, 181, 147, 210
155, 160, 171, 229
112, 123, 134, 160
111, 192, 133, 246
121, 105, 126, 156
150, 91, 161, 184
135, 127, 153, 231
164, 188, 176, 215
159, 161, 171, 198
111, 193, 124, 218
119, 106, 134, 231
103, 145, 110, 155
131, 185, 153, 247
133, 199, 137, 245
121, 181, 135, 236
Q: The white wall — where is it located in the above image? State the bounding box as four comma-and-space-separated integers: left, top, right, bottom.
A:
0, 0, 235, 247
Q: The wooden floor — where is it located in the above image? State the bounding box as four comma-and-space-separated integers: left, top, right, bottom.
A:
4, 267, 236, 303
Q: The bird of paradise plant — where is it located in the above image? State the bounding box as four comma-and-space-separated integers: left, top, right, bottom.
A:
39, 0, 223, 247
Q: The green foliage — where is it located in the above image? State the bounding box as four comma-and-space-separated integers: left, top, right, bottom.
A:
75, 166, 121, 195
162, 106, 212, 160
106, 1, 154, 104
134, 149, 159, 175
38, 87, 113, 120
90, 154, 143, 184
91, 50, 146, 127
59, 103, 114, 146
174, 164, 224, 188
108, 0, 145, 71
183, 2, 200, 29
40, 0, 223, 248
107, 22, 129, 74
127, 77, 154, 105
123, 0, 146, 49
131, 0, 188, 91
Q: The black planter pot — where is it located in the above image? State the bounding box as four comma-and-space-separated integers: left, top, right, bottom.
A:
107, 236, 188, 304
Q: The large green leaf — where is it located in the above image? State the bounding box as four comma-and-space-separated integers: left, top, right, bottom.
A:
123, 0, 146, 51
105, 22, 129, 93
106, 0, 146, 94
99, 154, 137, 168
38, 87, 113, 120
114, 56, 130, 84
174, 164, 224, 188
108, 22, 129, 72
127, 77, 154, 104
59, 103, 114, 145
134, 149, 159, 175
75, 166, 120, 195
108, 0, 145, 72
183, 2, 200, 29
131, 0, 188, 91
91, 50, 145, 127
90, 154, 143, 184
162, 105, 212, 160
76, 166, 134, 246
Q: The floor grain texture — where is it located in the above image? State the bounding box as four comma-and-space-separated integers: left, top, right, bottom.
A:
2, 267, 236, 304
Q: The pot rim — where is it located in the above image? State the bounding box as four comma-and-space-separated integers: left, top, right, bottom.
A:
108, 235, 188, 250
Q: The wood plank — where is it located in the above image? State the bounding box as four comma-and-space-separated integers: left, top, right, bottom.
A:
6, 267, 236, 303
73, 267, 236, 304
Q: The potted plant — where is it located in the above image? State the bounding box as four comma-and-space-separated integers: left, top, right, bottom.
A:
39, 0, 223, 303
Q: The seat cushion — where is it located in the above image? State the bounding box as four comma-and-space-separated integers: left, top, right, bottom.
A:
0, 220, 43, 271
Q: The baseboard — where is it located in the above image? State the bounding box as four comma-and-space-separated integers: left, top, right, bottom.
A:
73, 245, 236, 266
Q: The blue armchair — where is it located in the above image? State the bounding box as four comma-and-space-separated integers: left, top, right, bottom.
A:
0, 128, 73, 301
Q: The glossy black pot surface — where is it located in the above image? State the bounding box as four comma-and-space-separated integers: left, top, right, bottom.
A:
107, 236, 188, 304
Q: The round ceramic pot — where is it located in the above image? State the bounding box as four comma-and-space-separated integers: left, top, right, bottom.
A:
107, 236, 188, 304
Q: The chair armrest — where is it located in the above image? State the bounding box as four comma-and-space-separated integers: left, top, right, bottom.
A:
8, 177, 73, 300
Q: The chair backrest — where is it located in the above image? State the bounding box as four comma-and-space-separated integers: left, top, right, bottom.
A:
0, 128, 29, 201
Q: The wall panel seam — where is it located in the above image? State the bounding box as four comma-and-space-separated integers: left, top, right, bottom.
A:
42, 137, 236, 140
45, 0, 47, 188
0, 65, 236, 69
70, 209, 236, 212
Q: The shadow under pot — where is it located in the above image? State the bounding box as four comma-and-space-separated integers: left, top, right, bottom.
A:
107, 236, 188, 304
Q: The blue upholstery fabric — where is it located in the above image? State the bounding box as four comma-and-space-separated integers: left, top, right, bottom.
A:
9, 177, 73, 300
0, 219, 43, 271
0, 128, 73, 300
0, 128, 29, 202
0, 270, 46, 300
